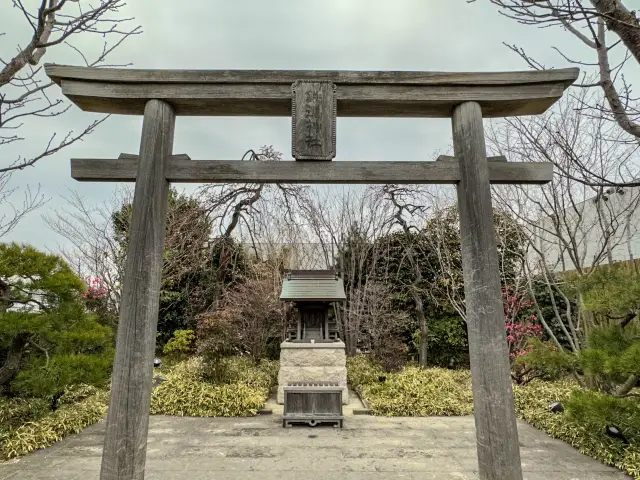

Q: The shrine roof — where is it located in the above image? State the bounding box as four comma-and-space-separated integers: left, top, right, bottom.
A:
280, 270, 346, 302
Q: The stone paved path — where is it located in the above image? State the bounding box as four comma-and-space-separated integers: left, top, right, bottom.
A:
0, 415, 632, 479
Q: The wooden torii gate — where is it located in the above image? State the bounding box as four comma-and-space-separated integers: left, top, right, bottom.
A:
45, 64, 578, 480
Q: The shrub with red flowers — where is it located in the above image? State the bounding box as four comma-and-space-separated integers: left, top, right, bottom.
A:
83, 276, 108, 300
502, 287, 540, 356
502, 286, 547, 384
82, 276, 116, 328
505, 320, 543, 360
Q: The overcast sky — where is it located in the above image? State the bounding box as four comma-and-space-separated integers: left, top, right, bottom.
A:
1, 0, 597, 253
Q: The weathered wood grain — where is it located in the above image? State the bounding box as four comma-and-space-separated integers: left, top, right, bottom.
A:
70, 157, 552, 184
452, 101, 523, 480
58, 78, 571, 117
438, 155, 507, 162
99, 100, 175, 480
45, 64, 579, 118
45, 63, 579, 86
291, 81, 336, 160
118, 152, 191, 161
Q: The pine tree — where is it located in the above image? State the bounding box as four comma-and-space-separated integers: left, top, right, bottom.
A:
0, 243, 113, 407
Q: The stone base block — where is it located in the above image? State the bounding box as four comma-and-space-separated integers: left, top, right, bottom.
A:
280, 347, 346, 367
277, 341, 348, 405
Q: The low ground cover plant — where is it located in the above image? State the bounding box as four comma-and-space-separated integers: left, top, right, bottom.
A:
348, 356, 639, 478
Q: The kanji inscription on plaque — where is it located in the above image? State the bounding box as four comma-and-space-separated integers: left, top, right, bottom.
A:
291, 80, 336, 160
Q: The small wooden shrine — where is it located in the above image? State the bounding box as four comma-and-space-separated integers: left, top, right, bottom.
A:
277, 270, 349, 413
280, 270, 345, 342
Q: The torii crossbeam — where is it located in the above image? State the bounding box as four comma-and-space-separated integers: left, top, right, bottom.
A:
46, 64, 579, 480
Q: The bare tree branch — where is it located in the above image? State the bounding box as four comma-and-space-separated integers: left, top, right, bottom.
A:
0, 0, 140, 238
473, 0, 640, 179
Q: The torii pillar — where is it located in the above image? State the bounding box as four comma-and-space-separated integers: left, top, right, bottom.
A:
45, 63, 578, 480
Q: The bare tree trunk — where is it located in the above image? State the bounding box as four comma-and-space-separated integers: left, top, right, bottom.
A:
615, 374, 639, 397
593, 0, 640, 66
416, 295, 428, 368
383, 186, 431, 368
620, 312, 636, 329
345, 328, 358, 357
0, 332, 30, 389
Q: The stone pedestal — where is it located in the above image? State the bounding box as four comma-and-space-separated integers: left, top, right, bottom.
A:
277, 340, 348, 405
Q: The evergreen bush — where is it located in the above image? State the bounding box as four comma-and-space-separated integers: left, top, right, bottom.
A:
348, 356, 640, 478
150, 356, 278, 417
0, 389, 108, 460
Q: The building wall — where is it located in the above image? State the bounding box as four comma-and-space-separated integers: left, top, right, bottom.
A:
241, 242, 336, 270
535, 188, 640, 272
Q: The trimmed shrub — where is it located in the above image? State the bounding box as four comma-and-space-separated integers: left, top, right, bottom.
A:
150, 356, 278, 417
163, 329, 196, 362
0, 390, 108, 460
204, 356, 278, 390
151, 380, 266, 417
58, 384, 103, 405
347, 355, 385, 390
349, 355, 640, 478
365, 367, 474, 416
0, 397, 50, 431
514, 381, 640, 479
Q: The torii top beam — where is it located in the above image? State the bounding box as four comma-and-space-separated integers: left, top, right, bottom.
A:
46, 64, 579, 185
45, 64, 579, 118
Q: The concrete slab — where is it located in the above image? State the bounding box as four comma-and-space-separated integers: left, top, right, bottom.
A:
0, 415, 631, 479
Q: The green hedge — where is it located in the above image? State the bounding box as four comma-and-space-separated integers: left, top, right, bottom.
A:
0, 397, 50, 432
348, 356, 640, 478
514, 381, 640, 479
150, 356, 278, 417
0, 390, 108, 460
347, 355, 385, 390
348, 356, 474, 416
0, 356, 279, 460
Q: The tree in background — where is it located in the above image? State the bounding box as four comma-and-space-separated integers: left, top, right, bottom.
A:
335, 223, 382, 355
196, 262, 290, 365
578, 323, 640, 396
45, 187, 132, 322
366, 228, 447, 367
349, 281, 411, 371
82, 275, 117, 328
424, 205, 528, 317
573, 262, 640, 395
479, 0, 640, 186
380, 185, 435, 368
488, 90, 640, 356
327, 188, 393, 356
111, 188, 249, 345
1, 0, 140, 236
196, 147, 309, 308
0, 243, 113, 408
